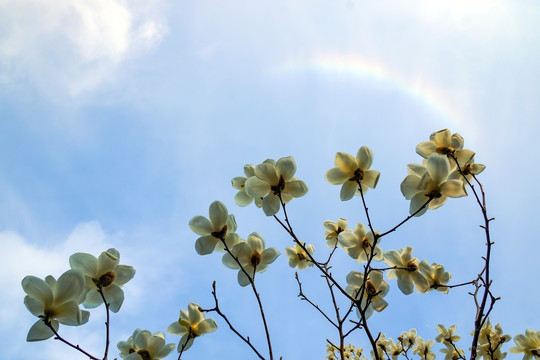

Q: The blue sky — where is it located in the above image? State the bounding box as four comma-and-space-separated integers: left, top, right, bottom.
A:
1, 1, 539, 359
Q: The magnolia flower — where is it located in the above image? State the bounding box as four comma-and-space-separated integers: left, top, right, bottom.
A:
400, 154, 467, 216
323, 218, 349, 247
399, 328, 418, 348
510, 329, 540, 360
167, 303, 218, 352
388, 339, 404, 360
222, 232, 280, 287
384, 247, 429, 294
440, 343, 465, 360
325, 146, 380, 201
449, 157, 486, 184
435, 324, 461, 344
416, 129, 475, 167
231, 164, 258, 207
244, 156, 308, 216
117, 329, 175, 360
346, 270, 389, 319
189, 201, 241, 255
419, 261, 451, 293
337, 223, 383, 263
22, 269, 89, 341
413, 337, 436, 360
69, 248, 135, 313
371, 333, 390, 360
285, 243, 315, 270
473, 319, 511, 360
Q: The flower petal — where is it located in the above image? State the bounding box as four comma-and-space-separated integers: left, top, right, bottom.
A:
334, 152, 357, 173
276, 156, 296, 181
209, 201, 228, 228
356, 146, 374, 170
114, 265, 136, 286
262, 195, 280, 216
27, 319, 57, 342
245, 177, 271, 198
69, 253, 98, 277
255, 163, 278, 185
103, 284, 125, 313
427, 154, 450, 185
189, 216, 214, 235
234, 191, 253, 206
340, 181, 357, 201
283, 180, 308, 198
261, 248, 280, 265
195, 235, 218, 255
325, 167, 349, 185
21, 276, 53, 306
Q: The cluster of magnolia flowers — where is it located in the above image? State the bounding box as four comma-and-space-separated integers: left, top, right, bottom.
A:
22, 129, 540, 359
22, 248, 135, 342
21, 249, 217, 359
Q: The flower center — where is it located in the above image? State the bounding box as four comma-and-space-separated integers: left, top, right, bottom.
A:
137, 350, 151, 360
361, 236, 370, 249
436, 146, 454, 155
95, 271, 115, 287
366, 281, 377, 297
348, 168, 365, 182
250, 251, 261, 267
407, 260, 418, 272
211, 224, 228, 239
297, 252, 306, 261
270, 175, 286, 195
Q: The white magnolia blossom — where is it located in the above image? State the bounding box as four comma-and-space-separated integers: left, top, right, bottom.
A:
337, 222, 383, 263
435, 324, 461, 344
346, 270, 389, 319
231, 164, 258, 207
323, 218, 349, 247
384, 247, 429, 295
510, 329, 540, 360
419, 260, 451, 293
167, 303, 218, 352
244, 156, 308, 216
69, 248, 135, 313
401, 154, 467, 216
416, 129, 475, 168
189, 200, 241, 255
413, 337, 436, 360
222, 232, 280, 287
285, 243, 315, 270
473, 319, 511, 360
117, 329, 175, 360
22, 269, 89, 341
325, 146, 380, 201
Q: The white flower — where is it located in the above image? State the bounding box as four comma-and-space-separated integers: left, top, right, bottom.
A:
473, 319, 511, 360
167, 303, 218, 352
510, 329, 540, 360
346, 270, 389, 319
189, 201, 241, 255
69, 248, 135, 313
117, 329, 175, 360
416, 129, 475, 168
419, 261, 451, 293
244, 156, 308, 216
384, 247, 429, 295
22, 269, 89, 341
337, 222, 383, 263
323, 218, 349, 247
413, 337, 436, 360
231, 164, 258, 207
285, 243, 315, 269
222, 232, 280, 287
400, 154, 467, 216
436, 324, 461, 344
325, 146, 380, 201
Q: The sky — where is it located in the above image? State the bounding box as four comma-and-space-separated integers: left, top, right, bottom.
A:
1, 1, 539, 359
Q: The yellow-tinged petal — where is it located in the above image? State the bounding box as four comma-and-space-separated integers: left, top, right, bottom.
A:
325, 167, 349, 184
356, 146, 374, 170
276, 156, 296, 181
334, 152, 357, 172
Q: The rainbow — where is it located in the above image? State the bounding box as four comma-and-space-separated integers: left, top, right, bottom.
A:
272, 55, 466, 129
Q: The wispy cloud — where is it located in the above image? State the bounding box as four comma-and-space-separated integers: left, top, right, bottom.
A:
0, 0, 167, 96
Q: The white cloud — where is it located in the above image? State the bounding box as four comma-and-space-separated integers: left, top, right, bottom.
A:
0, 0, 166, 96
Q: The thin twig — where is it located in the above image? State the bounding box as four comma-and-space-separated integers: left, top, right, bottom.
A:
202, 282, 266, 360
44, 320, 99, 360
97, 286, 111, 360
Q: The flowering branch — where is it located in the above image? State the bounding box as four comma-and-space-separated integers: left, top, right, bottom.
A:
219, 237, 274, 360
